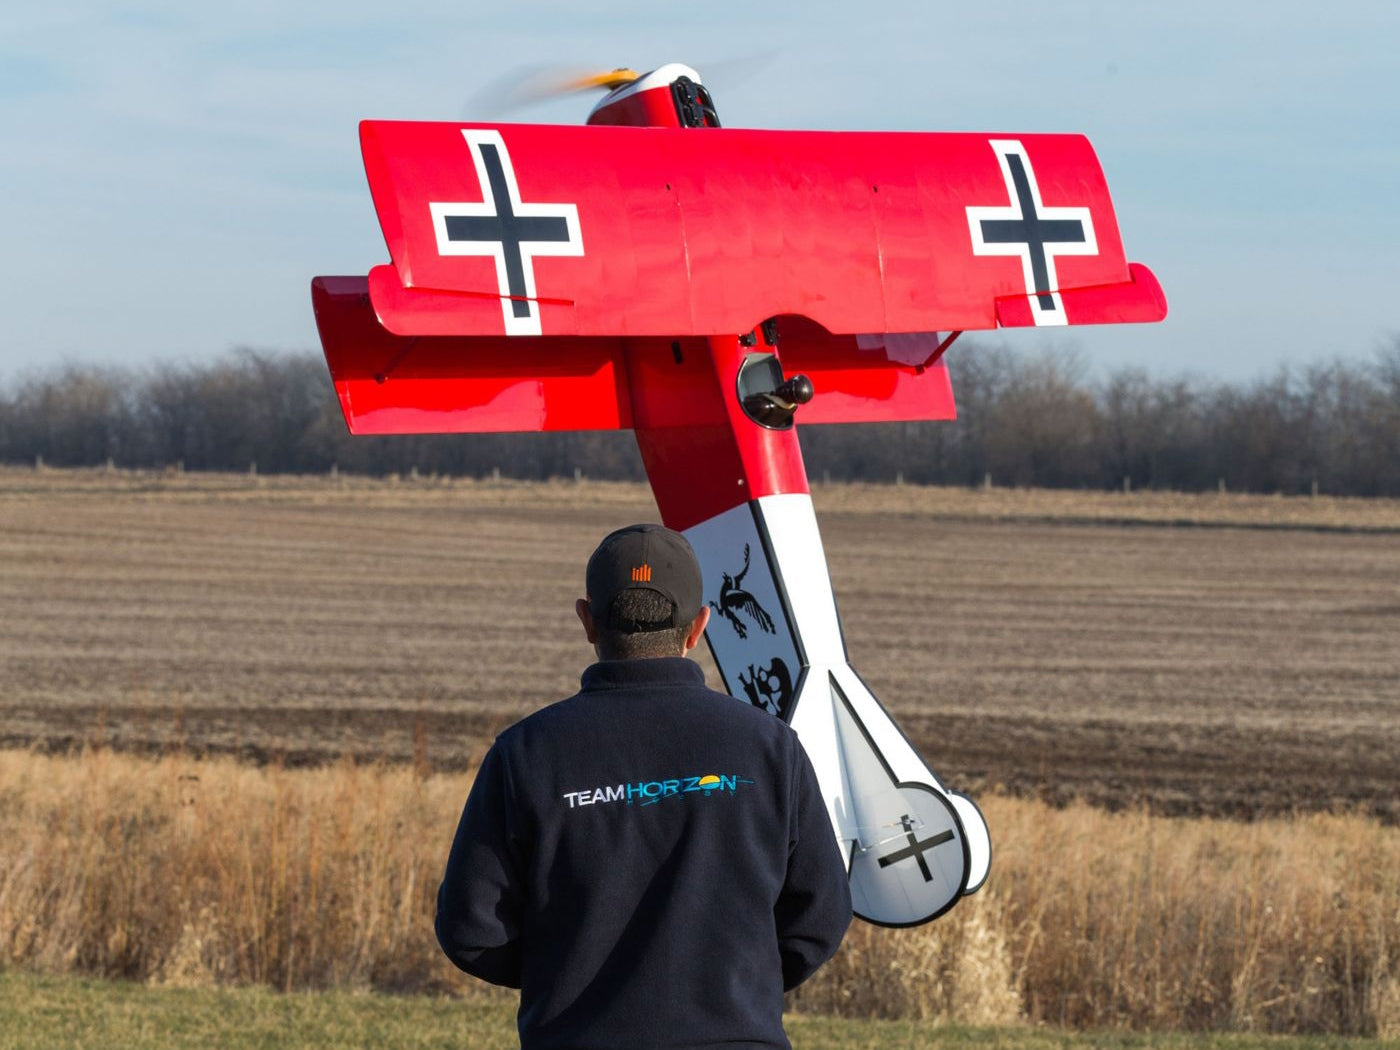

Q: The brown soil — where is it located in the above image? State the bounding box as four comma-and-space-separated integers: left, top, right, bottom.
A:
2, 468, 1396, 822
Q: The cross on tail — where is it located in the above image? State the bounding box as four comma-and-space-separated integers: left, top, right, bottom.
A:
876, 815, 955, 883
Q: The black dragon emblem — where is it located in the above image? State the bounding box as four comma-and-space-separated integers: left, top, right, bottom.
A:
709, 543, 775, 640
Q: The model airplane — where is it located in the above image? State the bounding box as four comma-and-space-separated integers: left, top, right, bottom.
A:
311, 63, 1167, 927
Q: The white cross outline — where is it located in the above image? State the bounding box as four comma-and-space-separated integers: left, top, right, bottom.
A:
428, 130, 584, 336
966, 139, 1098, 327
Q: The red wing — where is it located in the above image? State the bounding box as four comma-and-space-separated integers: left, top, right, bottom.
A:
311, 276, 631, 435
359, 122, 1165, 339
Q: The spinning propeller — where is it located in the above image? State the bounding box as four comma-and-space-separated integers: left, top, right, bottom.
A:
463, 58, 771, 120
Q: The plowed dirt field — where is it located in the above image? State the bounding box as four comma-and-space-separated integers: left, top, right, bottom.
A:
3, 468, 1396, 821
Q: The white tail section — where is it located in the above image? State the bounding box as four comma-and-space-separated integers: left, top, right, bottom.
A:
685, 494, 990, 926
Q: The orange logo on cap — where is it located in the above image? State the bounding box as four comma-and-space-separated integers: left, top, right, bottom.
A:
631, 564, 652, 582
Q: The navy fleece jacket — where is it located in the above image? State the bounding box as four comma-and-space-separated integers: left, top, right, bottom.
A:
436, 657, 852, 1050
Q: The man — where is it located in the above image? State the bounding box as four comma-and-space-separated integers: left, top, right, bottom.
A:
437, 523, 852, 1050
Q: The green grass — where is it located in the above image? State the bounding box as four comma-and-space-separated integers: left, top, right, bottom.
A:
0, 972, 1392, 1050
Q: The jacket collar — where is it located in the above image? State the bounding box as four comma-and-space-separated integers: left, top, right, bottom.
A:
580, 657, 705, 692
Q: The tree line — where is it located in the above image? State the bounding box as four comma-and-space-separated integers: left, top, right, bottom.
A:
3, 338, 1398, 496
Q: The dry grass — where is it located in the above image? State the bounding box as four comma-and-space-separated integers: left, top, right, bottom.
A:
985, 801, 1400, 1035
2, 749, 1396, 1035
799, 803, 1400, 1036
0, 748, 463, 995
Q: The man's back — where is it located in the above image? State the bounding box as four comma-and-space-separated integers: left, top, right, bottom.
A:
437, 657, 851, 1050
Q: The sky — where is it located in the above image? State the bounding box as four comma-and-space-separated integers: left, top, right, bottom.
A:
2, 0, 1397, 384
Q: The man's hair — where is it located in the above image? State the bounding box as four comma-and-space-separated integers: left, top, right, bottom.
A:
597, 589, 691, 660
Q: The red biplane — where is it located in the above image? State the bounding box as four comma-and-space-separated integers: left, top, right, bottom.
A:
312, 63, 1167, 927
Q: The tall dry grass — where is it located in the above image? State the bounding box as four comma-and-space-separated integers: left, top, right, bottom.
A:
1, 748, 1396, 1034
985, 801, 1400, 1035
0, 748, 464, 994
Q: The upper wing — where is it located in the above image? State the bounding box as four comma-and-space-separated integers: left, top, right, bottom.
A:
359, 121, 1165, 340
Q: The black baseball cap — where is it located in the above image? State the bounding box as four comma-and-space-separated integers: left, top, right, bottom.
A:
586, 524, 703, 632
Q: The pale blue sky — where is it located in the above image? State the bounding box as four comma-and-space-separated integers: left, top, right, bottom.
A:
2, 0, 1396, 382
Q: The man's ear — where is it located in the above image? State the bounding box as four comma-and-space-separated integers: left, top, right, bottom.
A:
576, 598, 599, 644
681, 605, 710, 654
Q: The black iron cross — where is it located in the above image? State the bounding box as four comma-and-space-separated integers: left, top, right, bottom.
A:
976, 152, 1087, 311
442, 143, 573, 319
966, 141, 1096, 326
876, 815, 954, 882
430, 132, 583, 335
